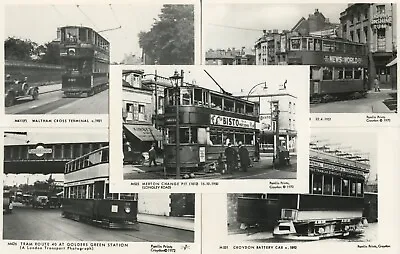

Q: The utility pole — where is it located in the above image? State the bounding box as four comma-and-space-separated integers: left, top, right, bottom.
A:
272, 101, 280, 168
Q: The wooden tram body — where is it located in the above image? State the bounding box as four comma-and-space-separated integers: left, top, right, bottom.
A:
237, 148, 370, 240
162, 85, 259, 173
59, 26, 110, 97
62, 146, 139, 229
285, 36, 368, 102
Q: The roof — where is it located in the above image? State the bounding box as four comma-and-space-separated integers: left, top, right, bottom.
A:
205, 50, 235, 59
4, 132, 108, 146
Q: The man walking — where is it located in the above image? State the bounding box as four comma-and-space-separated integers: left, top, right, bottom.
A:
374, 78, 381, 92
224, 143, 236, 174
238, 141, 250, 172
148, 144, 157, 167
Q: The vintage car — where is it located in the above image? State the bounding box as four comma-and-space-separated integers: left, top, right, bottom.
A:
5, 76, 39, 107
3, 190, 13, 214
32, 195, 49, 208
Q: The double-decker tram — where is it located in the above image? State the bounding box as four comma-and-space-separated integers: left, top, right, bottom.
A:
285, 36, 368, 103
162, 85, 259, 174
237, 145, 370, 240
62, 146, 139, 229
59, 26, 110, 97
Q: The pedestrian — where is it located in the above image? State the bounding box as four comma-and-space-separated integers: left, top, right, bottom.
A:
374, 78, 380, 92
255, 138, 260, 162
148, 144, 157, 167
224, 143, 236, 174
216, 153, 225, 173
238, 141, 250, 172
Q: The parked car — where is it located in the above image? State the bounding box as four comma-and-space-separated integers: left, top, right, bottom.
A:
4, 75, 39, 107
3, 190, 13, 214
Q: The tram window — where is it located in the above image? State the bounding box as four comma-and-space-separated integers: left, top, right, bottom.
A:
224, 99, 234, 112
309, 66, 319, 80
79, 28, 87, 42
94, 181, 104, 199
302, 38, 307, 50
342, 179, 350, 196
244, 133, 253, 145
167, 128, 176, 144
323, 175, 333, 195
312, 173, 323, 194
81, 185, 87, 199
194, 89, 203, 105
333, 176, 341, 195
70, 186, 76, 199
322, 40, 335, 52
210, 130, 222, 145
88, 184, 94, 199
354, 68, 362, 79
334, 67, 344, 80
181, 88, 193, 105
101, 148, 109, 162
290, 38, 300, 50
345, 68, 353, 79
236, 102, 245, 114
211, 94, 222, 109
190, 127, 198, 143
350, 180, 357, 197
180, 128, 190, 144
308, 38, 314, 51
315, 39, 321, 51
73, 144, 81, 158
355, 45, 363, 55
357, 182, 363, 196
120, 193, 137, 200
246, 104, 254, 115
225, 132, 234, 145
235, 133, 245, 144
322, 67, 333, 80
197, 128, 208, 145
82, 143, 90, 155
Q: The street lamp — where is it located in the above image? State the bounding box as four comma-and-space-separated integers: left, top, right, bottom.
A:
169, 70, 184, 179
246, 81, 267, 100
271, 101, 280, 168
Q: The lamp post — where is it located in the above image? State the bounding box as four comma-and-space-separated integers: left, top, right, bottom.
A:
271, 101, 280, 168
246, 81, 267, 101
170, 70, 184, 179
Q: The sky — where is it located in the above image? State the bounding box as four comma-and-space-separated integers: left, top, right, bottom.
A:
130, 65, 308, 96
310, 130, 378, 182
4, 4, 164, 62
203, 3, 348, 50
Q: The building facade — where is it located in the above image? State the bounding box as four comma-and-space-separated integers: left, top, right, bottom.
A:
340, 3, 397, 89
206, 47, 256, 65
237, 90, 297, 154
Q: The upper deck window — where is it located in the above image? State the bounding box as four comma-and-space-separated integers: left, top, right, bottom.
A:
181, 88, 193, 105
302, 38, 307, 50
342, 179, 350, 196
64, 28, 79, 43
193, 88, 203, 106
211, 94, 223, 110
322, 40, 335, 52
236, 102, 245, 114
290, 38, 301, 50
333, 176, 341, 195
323, 175, 333, 195
308, 38, 315, 51
322, 67, 333, 80
245, 103, 254, 116
224, 99, 234, 112
312, 173, 323, 194
315, 39, 322, 51
79, 28, 87, 42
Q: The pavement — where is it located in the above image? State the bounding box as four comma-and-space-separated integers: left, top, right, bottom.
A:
310, 89, 397, 113
123, 155, 297, 180
3, 203, 194, 242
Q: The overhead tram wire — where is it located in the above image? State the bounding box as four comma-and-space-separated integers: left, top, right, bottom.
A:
76, 5, 99, 30
51, 5, 68, 25
207, 23, 264, 32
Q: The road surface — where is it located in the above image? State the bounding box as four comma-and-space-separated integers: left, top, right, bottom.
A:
310, 91, 396, 113
3, 204, 194, 242
123, 156, 297, 180
5, 84, 109, 114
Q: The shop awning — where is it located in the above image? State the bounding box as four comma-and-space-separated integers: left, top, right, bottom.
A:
123, 124, 162, 142
386, 58, 397, 67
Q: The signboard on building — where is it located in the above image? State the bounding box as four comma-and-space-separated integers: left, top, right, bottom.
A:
323, 55, 362, 64
199, 147, 206, 162
210, 114, 256, 129
371, 14, 392, 29
28, 144, 53, 157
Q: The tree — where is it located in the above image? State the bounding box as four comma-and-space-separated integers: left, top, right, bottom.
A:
39, 42, 61, 65
4, 37, 36, 61
138, 5, 194, 65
